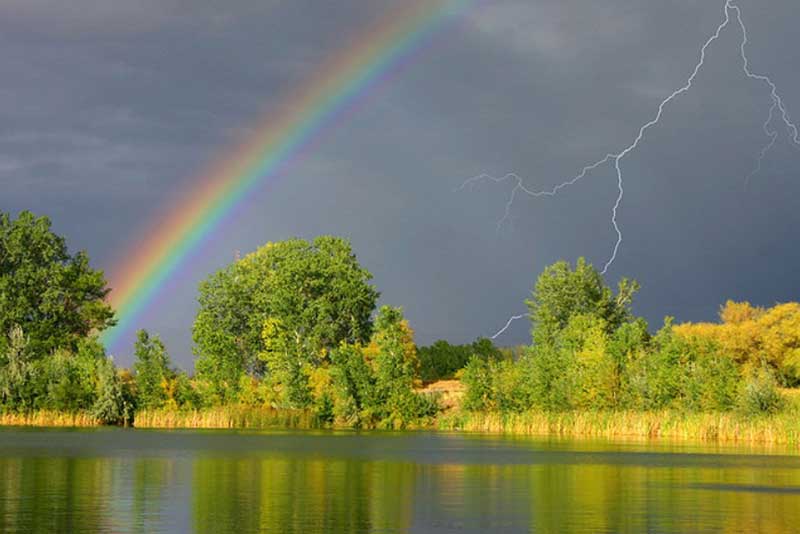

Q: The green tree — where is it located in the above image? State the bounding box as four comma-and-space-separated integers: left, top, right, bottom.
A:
194, 236, 379, 400
133, 330, 171, 410
526, 257, 638, 347
330, 343, 377, 427
38, 338, 104, 411
371, 306, 434, 427
0, 211, 115, 357
0, 326, 36, 410
92, 357, 130, 425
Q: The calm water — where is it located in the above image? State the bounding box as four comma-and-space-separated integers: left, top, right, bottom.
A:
1, 428, 799, 533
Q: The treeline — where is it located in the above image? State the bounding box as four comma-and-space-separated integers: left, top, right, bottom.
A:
460, 258, 787, 416
2, 209, 797, 432
0, 212, 132, 424
1, 211, 473, 428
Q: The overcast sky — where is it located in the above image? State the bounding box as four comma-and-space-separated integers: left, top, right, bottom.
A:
2, 0, 799, 368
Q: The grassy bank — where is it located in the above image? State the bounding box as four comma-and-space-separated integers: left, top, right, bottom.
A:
5, 406, 800, 447
134, 406, 320, 429
437, 410, 800, 445
0, 411, 100, 427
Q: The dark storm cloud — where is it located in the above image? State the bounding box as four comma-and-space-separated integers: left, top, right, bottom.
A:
1, 1, 798, 367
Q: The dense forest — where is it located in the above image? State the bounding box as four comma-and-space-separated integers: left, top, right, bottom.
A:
1, 210, 798, 434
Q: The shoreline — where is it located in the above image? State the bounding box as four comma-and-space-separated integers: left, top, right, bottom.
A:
3, 408, 800, 446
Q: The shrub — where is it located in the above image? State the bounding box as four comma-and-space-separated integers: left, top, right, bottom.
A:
739, 367, 785, 415
460, 356, 493, 411
92, 357, 132, 425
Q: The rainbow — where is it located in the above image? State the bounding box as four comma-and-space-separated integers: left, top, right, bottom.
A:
102, 0, 474, 352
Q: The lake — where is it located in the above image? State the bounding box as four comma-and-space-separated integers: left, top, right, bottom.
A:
0, 428, 798, 533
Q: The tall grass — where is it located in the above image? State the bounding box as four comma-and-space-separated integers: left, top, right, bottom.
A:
5, 406, 800, 447
0, 410, 99, 427
437, 410, 800, 445
134, 406, 321, 429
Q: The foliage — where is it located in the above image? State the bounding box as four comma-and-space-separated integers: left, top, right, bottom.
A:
369, 307, 431, 427
738, 367, 785, 415
675, 301, 800, 385
330, 343, 377, 427
624, 321, 740, 412
0, 326, 36, 409
460, 357, 492, 411
460, 261, 787, 417
418, 337, 502, 382
526, 257, 639, 347
0, 211, 115, 357
258, 318, 313, 409
194, 237, 379, 400
133, 330, 172, 410
172, 371, 202, 410
326, 307, 436, 428
92, 357, 133, 425
38, 340, 103, 412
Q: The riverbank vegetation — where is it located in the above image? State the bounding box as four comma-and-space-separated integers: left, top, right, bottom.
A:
2, 209, 800, 444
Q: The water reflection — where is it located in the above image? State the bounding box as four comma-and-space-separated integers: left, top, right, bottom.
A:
1, 429, 799, 533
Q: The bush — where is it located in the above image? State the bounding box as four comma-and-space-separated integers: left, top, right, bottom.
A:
739, 367, 785, 415
330, 343, 377, 427
460, 356, 493, 411
92, 357, 133, 425
173, 371, 202, 410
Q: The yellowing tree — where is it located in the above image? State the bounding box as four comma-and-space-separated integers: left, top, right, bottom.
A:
675, 301, 800, 384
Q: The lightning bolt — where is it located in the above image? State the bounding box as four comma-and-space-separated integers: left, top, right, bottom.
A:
745, 100, 778, 188
464, 0, 799, 340
490, 313, 527, 340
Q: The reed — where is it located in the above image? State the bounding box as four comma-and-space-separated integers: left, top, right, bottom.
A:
0, 410, 100, 427
134, 406, 321, 429
437, 410, 800, 445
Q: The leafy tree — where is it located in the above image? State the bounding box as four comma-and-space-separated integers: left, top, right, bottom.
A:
526, 257, 638, 347
623, 319, 740, 412
460, 356, 493, 411
92, 357, 131, 425
370, 306, 434, 427
0, 326, 36, 409
372, 307, 416, 383
195, 237, 379, 400
330, 343, 377, 427
0, 211, 115, 357
133, 330, 171, 410
38, 338, 104, 411
675, 301, 800, 384
739, 366, 784, 415
327, 308, 435, 428
172, 371, 201, 410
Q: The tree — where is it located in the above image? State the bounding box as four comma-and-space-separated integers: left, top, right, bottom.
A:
194, 237, 379, 399
675, 301, 800, 384
92, 356, 131, 425
133, 330, 171, 410
370, 306, 433, 427
526, 258, 639, 346
0, 211, 115, 357
330, 343, 377, 427
38, 338, 104, 412
0, 326, 36, 409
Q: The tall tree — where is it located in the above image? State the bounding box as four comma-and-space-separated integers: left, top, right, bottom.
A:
194, 236, 379, 399
0, 211, 115, 356
526, 257, 639, 346
133, 330, 171, 410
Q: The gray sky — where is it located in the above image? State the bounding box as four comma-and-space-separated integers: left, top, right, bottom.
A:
2, 0, 799, 369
